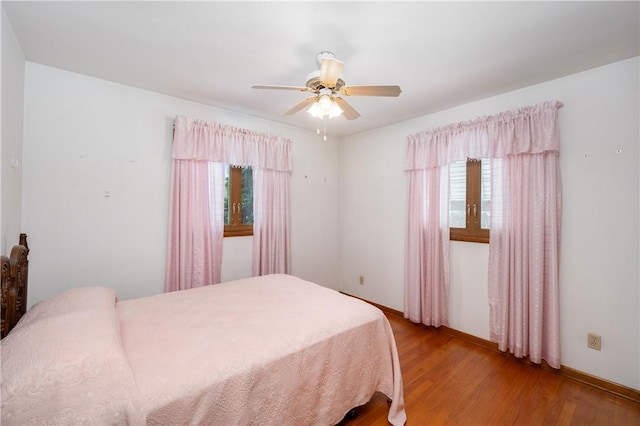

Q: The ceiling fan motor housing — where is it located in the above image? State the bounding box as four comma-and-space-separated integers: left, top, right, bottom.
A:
305, 70, 345, 92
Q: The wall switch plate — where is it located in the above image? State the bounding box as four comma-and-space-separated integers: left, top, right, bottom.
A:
587, 333, 602, 351
359, 275, 364, 285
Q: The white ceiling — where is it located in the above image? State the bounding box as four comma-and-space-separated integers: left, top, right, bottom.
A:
3, 1, 639, 137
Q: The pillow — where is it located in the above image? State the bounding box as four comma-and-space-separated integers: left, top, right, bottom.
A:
12, 286, 117, 331
1, 306, 140, 425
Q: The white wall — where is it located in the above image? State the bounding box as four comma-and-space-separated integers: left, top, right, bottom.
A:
340, 57, 640, 390
1, 7, 25, 253
22, 63, 341, 305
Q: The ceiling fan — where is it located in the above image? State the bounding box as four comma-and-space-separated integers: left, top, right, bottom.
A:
251, 51, 401, 120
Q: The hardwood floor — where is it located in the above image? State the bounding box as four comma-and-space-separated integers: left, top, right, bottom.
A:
339, 313, 640, 426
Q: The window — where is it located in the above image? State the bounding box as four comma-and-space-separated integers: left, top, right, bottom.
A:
450, 159, 490, 243
224, 165, 253, 237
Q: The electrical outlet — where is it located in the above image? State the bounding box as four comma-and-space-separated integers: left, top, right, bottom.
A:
359, 275, 364, 285
587, 333, 601, 351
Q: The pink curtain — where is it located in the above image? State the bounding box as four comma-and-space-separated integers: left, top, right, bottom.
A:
165, 117, 292, 292
405, 100, 562, 367
404, 166, 450, 326
404, 121, 482, 327
487, 103, 562, 368
252, 168, 291, 276
165, 160, 223, 291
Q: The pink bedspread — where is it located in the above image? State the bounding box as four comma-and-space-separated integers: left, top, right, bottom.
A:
2, 274, 406, 425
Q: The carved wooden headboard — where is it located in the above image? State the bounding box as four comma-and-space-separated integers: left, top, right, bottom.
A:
1, 234, 29, 339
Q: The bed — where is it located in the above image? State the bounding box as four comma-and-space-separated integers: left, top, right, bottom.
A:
1, 235, 406, 425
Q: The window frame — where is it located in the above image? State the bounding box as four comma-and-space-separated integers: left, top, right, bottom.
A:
224, 166, 253, 237
450, 159, 490, 244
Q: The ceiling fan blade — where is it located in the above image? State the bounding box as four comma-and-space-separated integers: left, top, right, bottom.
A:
340, 85, 402, 97
252, 85, 309, 92
319, 58, 344, 88
334, 97, 360, 120
283, 96, 317, 116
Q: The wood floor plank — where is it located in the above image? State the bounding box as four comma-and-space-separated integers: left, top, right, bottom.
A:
339, 313, 640, 426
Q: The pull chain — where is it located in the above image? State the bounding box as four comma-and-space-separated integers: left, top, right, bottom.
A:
323, 116, 327, 141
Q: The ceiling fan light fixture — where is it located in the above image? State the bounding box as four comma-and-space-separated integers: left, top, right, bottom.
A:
307, 101, 321, 118
307, 95, 343, 119
318, 94, 332, 110
328, 100, 343, 118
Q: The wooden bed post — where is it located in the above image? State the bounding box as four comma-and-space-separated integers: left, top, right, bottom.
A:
1, 255, 10, 338
1, 234, 29, 339
17, 233, 29, 318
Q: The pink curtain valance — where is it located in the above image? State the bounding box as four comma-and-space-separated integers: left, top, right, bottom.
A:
173, 116, 292, 172
404, 100, 562, 170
